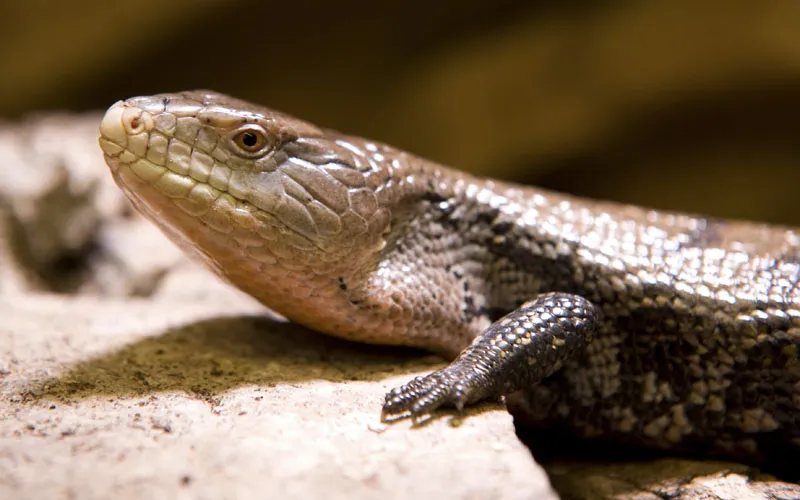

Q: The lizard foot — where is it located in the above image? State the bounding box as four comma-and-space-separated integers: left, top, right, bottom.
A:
382, 364, 491, 418
383, 293, 599, 419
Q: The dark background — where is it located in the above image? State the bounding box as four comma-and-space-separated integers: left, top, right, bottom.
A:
3, 1, 800, 225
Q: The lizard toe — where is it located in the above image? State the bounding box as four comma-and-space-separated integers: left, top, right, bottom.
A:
383, 369, 474, 417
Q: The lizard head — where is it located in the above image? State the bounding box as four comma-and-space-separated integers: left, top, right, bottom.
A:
99, 89, 402, 267
98, 90, 432, 338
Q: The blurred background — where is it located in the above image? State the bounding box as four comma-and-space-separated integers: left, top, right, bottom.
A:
2, 0, 800, 224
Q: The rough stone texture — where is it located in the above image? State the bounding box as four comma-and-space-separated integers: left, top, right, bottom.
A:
1, 293, 555, 500
2, 116, 800, 499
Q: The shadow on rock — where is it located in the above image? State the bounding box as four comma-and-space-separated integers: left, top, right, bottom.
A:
33, 314, 445, 401
542, 457, 796, 500
510, 410, 800, 498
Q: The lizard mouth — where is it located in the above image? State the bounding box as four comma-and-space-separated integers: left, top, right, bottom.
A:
97, 98, 307, 276
98, 98, 301, 243
99, 98, 233, 222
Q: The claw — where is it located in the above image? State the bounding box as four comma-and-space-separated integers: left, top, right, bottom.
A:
383, 374, 443, 414
383, 367, 477, 418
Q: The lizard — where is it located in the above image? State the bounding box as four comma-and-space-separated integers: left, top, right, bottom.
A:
97, 90, 800, 474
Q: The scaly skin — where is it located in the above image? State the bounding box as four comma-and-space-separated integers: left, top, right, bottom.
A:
99, 90, 800, 470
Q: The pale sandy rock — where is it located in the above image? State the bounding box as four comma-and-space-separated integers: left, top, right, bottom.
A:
0, 293, 556, 500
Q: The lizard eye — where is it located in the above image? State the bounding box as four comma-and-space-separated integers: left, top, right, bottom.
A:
231, 125, 271, 156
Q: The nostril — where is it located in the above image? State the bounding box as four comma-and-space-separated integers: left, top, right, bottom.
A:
121, 106, 153, 135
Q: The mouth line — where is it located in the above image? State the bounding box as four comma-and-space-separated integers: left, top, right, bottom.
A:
99, 100, 332, 255
102, 139, 329, 256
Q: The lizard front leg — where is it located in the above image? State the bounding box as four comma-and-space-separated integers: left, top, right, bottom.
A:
383, 292, 600, 417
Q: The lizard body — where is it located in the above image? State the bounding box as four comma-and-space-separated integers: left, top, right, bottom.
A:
98, 91, 800, 471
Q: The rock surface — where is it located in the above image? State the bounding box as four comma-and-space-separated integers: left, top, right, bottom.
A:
1, 293, 556, 500
1, 115, 799, 499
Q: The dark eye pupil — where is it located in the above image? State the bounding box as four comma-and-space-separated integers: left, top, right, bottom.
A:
242, 132, 258, 147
